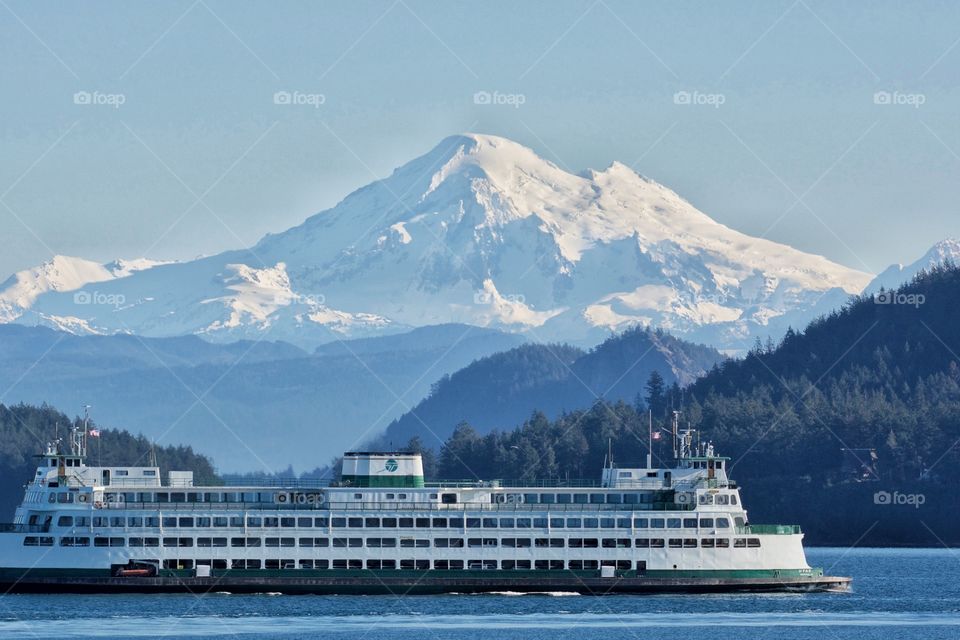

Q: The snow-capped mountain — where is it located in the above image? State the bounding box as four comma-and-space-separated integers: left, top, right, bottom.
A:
866, 238, 960, 294
4, 134, 871, 349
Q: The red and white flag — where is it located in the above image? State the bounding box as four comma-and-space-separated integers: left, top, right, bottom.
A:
88, 429, 101, 437
652, 431, 662, 441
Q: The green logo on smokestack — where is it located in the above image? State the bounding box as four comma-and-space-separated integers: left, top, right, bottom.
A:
385, 459, 398, 472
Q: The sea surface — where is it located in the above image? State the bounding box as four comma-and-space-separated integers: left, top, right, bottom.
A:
0, 548, 957, 640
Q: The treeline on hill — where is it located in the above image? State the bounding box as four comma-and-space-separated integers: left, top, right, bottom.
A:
0, 403, 218, 519
396, 265, 960, 546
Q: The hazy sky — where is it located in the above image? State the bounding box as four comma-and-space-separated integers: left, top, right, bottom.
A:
1, 1, 957, 278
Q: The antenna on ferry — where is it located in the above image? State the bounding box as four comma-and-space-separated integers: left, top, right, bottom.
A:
671, 410, 680, 460
647, 410, 653, 469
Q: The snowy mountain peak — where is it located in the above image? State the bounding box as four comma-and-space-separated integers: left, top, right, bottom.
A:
5, 134, 873, 349
867, 238, 960, 294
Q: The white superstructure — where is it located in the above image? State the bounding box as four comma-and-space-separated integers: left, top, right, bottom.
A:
0, 416, 816, 580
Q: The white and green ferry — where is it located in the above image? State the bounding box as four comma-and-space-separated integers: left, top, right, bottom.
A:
0, 418, 849, 594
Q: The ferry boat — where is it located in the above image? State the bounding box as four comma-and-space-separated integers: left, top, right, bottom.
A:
0, 415, 850, 594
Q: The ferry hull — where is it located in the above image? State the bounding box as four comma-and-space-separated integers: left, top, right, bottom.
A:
0, 570, 851, 595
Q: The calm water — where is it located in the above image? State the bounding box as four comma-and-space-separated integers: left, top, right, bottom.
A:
0, 549, 958, 640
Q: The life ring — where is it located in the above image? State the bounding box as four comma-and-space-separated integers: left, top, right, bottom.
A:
276, 493, 288, 504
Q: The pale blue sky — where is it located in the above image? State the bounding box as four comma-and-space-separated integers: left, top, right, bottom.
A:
1, 1, 958, 277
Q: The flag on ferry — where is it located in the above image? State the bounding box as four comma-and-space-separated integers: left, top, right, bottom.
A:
88, 429, 101, 437
652, 431, 662, 441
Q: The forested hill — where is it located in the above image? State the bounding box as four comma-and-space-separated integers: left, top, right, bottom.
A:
382, 328, 721, 447
687, 263, 960, 485
418, 265, 960, 545
0, 403, 217, 519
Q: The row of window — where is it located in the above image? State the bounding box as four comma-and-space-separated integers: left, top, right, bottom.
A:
55, 490, 738, 507
31, 535, 762, 549
163, 558, 637, 571
56, 515, 734, 530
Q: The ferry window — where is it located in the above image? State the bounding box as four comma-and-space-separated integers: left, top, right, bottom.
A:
716, 538, 730, 548
583, 518, 599, 528
617, 518, 631, 529
589, 493, 605, 504
143, 470, 156, 477
281, 537, 295, 547
223, 492, 240, 503
57, 516, 73, 527
683, 538, 697, 548
430, 494, 438, 500
441, 493, 457, 504
110, 517, 125, 527
650, 538, 665, 548
532, 518, 547, 528
699, 494, 714, 505
143, 537, 159, 547
523, 493, 539, 504
314, 538, 328, 547
501, 538, 516, 548
75, 516, 90, 527
333, 537, 348, 548
230, 537, 246, 547
349, 538, 362, 547
204, 492, 221, 503
243, 492, 257, 502
399, 538, 417, 548
635, 538, 650, 548
331, 518, 346, 528
734, 517, 745, 528
354, 493, 363, 500
573, 494, 588, 504
650, 518, 665, 529
702, 538, 715, 548
482, 518, 497, 529
246, 537, 261, 547
606, 494, 622, 504
515, 538, 531, 548
668, 538, 683, 548
734, 539, 747, 548
398, 494, 407, 500
188, 493, 201, 502
448, 518, 463, 528
179, 517, 194, 527
197, 537, 212, 547
57, 493, 73, 504
332, 559, 348, 570
516, 518, 531, 529
315, 517, 329, 527
715, 518, 730, 528
162, 517, 177, 528
432, 518, 447, 528
565, 518, 581, 528
700, 518, 715, 528
539, 493, 555, 504
716, 495, 729, 505
600, 518, 615, 528
128, 537, 143, 547
568, 560, 583, 570
266, 537, 280, 548
623, 494, 639, 504
381, 517, 397, 528
385, 493, 395, 500
163, 537, 178, 547
683, 518, 697, 528
265, 559, 280, 570
171, 493, 186, 503
730, 495, 739, 505
128, 517, 143, 527
348, 518, 363, 528
212, 517, 228, 527
263, 517, 279, 528
499, 518, 514, 529
297, 518, 312, 527
399, 518, 414, 528
280, 518, 295, 528
91, 517, 106, 528
415, 518, 430, 528
747, 538, 761, 548
299, 537, 314, 547
433, 538, 450, 548
667, 518, 681, 528
549, 518, 564, 528
556, 494, 572, 504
